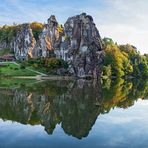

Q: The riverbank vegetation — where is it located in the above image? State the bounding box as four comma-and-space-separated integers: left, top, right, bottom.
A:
102, 38, 148, 78
18, 57, 68, 75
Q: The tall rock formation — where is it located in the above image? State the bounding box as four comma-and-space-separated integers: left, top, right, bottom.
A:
39, 15, 63, 57
56, 13, 104, 78
0, 13, 104, 78
14, 24, 36, 60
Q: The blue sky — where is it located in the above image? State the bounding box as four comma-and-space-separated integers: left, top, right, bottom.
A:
0, 0, 148, 54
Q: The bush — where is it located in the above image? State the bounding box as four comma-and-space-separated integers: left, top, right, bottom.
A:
30, 22, 43, 40
46, 58, 68, 70
20, 64, 26, 69
33, 63, 38, 69
28, 59, 35, 65
14, 68, 19, 70
103, 65, 112, 77
57, 24, 64, 34
64, 35, 70, 41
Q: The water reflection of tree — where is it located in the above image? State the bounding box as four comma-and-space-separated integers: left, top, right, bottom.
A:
102, 78, 148, 110
0, 78, 147, 139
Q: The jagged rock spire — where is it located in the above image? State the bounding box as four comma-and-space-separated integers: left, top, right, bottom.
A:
47, 15, 58, 26
56, 13, 104, 78
12, 13, 104, 78
39, 15, 62, 57
14, 23, 36, 60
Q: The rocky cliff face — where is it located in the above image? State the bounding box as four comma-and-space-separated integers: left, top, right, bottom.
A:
14, 24, 36, 60
61, 13, 104, 78
46, 13, 104, 78
1, 13, 104, 78
39, 15, 62, 57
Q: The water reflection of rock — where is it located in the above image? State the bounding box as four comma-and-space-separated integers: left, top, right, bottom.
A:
0, 79, 147, 139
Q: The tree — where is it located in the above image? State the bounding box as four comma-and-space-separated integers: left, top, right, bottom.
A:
103, 39, 125, 77
102, 37, 148, 78
30, 22, 43, 40
102, 65, 112, 77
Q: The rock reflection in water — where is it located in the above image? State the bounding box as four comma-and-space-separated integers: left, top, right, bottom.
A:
0, 78, 147, 139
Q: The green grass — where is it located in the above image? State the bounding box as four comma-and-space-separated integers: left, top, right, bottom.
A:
16, 61, 48, 75
28, 65, 47, 74
0, 63, 38, 76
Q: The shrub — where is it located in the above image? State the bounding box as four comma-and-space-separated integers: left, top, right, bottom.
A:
103, 65, 112, 77
57, 24, 64, 34
30, 22, 43, 40
20, 64, 26, 69
33, 63, 38, 69
64, 35, 70, 41
14, 68, 19, 70
28, 59, 35, 65
46, 58, 68, 71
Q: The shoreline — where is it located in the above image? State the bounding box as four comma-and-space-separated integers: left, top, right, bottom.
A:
12, 75, 76, 80
1, 75, 147, 80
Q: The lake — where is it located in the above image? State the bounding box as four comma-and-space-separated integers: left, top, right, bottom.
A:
0, 78, 147, 148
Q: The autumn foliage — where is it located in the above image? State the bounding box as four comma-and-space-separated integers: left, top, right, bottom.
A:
102, 38, 148, 78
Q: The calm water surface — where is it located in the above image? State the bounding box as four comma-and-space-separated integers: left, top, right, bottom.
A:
0, 78, 147, 148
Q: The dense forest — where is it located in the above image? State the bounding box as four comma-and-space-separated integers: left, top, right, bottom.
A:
0, 23, 148, 78
102, 38, 148, 78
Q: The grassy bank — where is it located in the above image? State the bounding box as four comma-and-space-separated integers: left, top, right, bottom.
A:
0, 63, 38, 77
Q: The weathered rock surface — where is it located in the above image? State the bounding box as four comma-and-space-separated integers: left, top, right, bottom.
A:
0, 42, 6, 50
14, 24, 36, 60
1, 13, 104, 78
39, 15, 63, 57
59, 13, 104, 78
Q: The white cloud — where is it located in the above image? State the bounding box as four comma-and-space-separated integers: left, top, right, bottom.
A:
99, 24, 148, 54
0, 0, 148, 54
88, 0, 148, 54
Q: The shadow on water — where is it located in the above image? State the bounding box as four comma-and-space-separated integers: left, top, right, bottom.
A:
0, 78, 147, 139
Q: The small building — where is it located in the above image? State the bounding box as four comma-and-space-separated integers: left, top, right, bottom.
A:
0, 54, 15, 61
